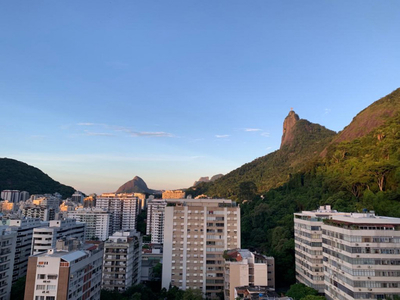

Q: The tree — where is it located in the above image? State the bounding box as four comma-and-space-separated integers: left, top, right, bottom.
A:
10, 276, 26, 300
182, 288, 203, 300
301, 296, 326, 300
286, 283, 318, 300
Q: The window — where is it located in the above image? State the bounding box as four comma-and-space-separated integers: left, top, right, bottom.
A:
47, 285, 56, 290
47, 275, 58, 280
36, 285, 46, 290
37, 274, 45, 279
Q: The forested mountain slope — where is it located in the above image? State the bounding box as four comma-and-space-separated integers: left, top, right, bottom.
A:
0, 158, 75, 198
186, 88, 400, 287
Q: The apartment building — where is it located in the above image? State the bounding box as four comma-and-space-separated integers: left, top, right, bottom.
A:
294, 205, 350, 293
68, 208, 110, 241
0, 227, 16, 300
322, 212, 400, 300
21, 205, 56, 222
24, 240, 103, 300
162, 199, 241, 299
96, 193, 139, 234
31, 219, 86, 255
102, 230, 142, 291
146, 199, 167, 244
162, 190, 186, 199
6, 218, 43, 283
71, 191, 85, 203
223, 249, 275, 300
0, 190, 22, 203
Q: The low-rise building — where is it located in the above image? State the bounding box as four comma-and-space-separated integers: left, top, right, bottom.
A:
224, 249, 275, 300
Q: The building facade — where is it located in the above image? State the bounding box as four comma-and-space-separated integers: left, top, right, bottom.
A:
96, 193, 139, 234
294, 205, 350, 293
0, 227, 16, 300
6, 218, 43, 283
162, 190, 186, 199
102, 230, 142, 291
24, 240, 103, 300
68, 208, 110, 241
31, 219, 86, 255
162, 199, 241, 299
224, 249, 275, 300
146, 199, 167, 244
322, 213, 400, 300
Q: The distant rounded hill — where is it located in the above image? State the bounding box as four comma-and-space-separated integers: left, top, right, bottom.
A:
116, 176, 159, 194
0, 158, 75, 198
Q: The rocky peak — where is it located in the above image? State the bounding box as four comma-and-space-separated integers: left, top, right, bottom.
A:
280, 109, 300, 148
116, 176, 151, 193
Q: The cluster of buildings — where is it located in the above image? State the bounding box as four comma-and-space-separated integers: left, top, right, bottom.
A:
295, 205, 400, 300
0, 189, 277, 300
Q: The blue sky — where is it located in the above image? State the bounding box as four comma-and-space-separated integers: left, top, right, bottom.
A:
1, 1, 399, 194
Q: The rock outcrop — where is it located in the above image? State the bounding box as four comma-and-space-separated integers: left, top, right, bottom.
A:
116, 176, 153, 194
280, 109, 300, 148
193, 174, 224, 186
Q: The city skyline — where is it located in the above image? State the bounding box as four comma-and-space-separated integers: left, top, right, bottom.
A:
1, 1, 399, 194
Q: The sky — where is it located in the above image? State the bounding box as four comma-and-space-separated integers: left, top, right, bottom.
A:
1, 1, 399, 195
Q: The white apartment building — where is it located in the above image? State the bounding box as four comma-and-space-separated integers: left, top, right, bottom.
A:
146, 199, 167, 243
31, 219, 86, 255
294, 205, 350, 293
67, 208, 110, 241
322, 212, 400, 300
96, 193, 139, 234
6, 218, 43, 283
0, 227, 16, 300
224, 249, 275, 300
24, 240, 103, 300
21, 205, 56, 221
162, 199, 241, 299
102, 230, 142, 291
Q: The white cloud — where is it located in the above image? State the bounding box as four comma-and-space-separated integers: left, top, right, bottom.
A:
215, 135, 230, 138
77, 122, 97, 126
324, 108, 331, 115
244, 128, 262, 132
84, 131, 115, 137
261, 132, 270, 137
130, 131, 173, 138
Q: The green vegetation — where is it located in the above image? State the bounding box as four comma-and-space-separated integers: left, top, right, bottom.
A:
10, 276, 26, 300
186, 119, 336, 201
101, 285, 204, 300
286, 283, 320, 300
186, 88, 400, 288
0, 158, 75, 198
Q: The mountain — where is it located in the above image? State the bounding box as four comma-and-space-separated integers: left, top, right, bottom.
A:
116, 176, 157, 194
185, 88, 400, 287
0, 158, 75, 198
193, 174, 224, 186
187, 111, 336, 199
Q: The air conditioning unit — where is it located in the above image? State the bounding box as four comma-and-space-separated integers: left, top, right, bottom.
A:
368, 277, 371, 279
